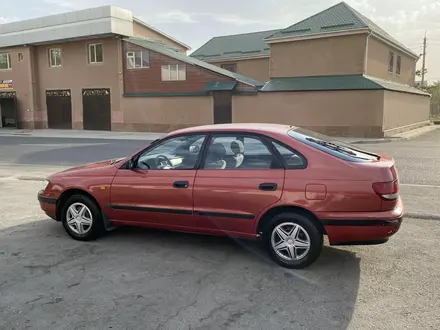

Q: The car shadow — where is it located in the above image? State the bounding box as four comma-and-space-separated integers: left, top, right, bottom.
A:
0, 220, 360, 330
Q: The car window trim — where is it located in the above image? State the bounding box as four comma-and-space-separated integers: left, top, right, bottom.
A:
267, 138, 308, 170
121, 132, 208, 170
198, 131, 284, 170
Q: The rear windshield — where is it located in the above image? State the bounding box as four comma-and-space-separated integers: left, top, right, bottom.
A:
287, 128, 380, 162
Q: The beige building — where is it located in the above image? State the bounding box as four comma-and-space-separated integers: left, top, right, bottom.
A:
0, 2, 431, 138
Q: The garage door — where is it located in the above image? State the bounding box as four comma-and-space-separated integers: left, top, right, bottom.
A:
82, 88, 111, 131
46, 90, 72, 129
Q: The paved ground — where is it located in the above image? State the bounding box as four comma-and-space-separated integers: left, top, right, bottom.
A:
0, 129, 439, 329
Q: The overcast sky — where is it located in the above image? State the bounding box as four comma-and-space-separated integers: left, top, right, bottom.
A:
1, 0, 440, 82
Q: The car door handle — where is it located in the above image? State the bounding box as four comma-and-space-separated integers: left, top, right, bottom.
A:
259, 183, 277, 191
173, 181, 189, 188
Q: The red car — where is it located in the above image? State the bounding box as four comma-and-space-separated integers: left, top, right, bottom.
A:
38, 124, 403, 269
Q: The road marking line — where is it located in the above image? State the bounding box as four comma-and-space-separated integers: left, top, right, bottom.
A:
400, 183, 440, 188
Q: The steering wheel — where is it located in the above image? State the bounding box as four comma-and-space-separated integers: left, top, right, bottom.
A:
155, 155, 173, 169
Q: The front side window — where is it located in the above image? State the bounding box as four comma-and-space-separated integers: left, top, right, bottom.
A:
89, 44, 103, 63
288, 128, 380, 162
388, 51, 394, 73
0, 53, 11, 70
49, 48, 62, 67
396, 55, 401, 75
202, 135, 279, 170
126, 50, 149, 69
136, 134, 206, 170
161, 64, 186, 81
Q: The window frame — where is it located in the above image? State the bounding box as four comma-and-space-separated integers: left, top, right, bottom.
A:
396, 55, 401, 76
388, 51, 394, 73
88, 43, 103, 64
48, 48, 62, 67
126, 50, 149, 69
0, 52, 12, 70
122, 133, 209, 171
161, 64, 186, 81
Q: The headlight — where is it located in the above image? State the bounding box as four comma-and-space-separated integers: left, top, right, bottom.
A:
43, 179, 50, 190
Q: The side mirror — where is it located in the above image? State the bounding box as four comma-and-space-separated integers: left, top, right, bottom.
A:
189, 145, 200, 154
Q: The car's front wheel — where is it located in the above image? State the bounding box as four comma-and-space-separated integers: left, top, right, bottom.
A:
61, 194, 105, 241
264, 212, 323, 269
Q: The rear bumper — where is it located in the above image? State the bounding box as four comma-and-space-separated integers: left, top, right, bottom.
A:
38, 190, 58, 221
318, 198, 404, 245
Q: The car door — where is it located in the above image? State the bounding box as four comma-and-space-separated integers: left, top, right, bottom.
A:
108, 133, 207, 229
193, 133, 285, 236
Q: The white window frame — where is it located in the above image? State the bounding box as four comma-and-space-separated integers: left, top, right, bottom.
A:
126, 50, 149, 69
49, 48, 62, 67
161, 64, 186, 81
0, 53, 12, 70
88, 43, 103, 63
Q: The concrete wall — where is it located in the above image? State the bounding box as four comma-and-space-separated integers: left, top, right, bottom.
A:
269, 34, 367, 78
133, 21, 187, 53
118, 96, 213, 132
233, 90, 385, 137
210, 57, 270, 82
35, 37, 123, 129
382, 91, 431, 135
366, 36, 417, 85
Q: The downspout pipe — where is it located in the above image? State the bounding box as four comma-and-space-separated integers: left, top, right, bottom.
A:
364, 31, 372, 74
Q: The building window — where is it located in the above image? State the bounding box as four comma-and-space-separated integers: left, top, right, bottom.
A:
396, 55, 401, 75
18, 53, 24, 62
89, 44, 103, 63
161, 64, 186, 81
126, 51, 149, 69
388, 51, 394, 73
221, 63, 237, 73
49, 48, 62, 67
0, 53, 11, 70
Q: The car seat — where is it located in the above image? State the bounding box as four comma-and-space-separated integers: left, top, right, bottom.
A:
230, 140, 244, 168
205, 143, 227, 169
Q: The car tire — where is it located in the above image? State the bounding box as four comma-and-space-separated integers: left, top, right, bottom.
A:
61, 194, 105, 241
264, 212, 323, 269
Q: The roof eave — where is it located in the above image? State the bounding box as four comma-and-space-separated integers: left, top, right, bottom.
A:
192, 54, 270, 63
132, 17, 191, 50
264, 28, 370, 44
370, 32, 419, 59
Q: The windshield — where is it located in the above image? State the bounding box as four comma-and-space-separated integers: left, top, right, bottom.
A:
288, 127, 380, 162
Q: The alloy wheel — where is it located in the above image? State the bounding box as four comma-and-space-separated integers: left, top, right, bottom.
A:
271, 222, 311, 261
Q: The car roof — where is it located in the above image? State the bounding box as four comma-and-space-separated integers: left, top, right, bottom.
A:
168, 123, 296, 136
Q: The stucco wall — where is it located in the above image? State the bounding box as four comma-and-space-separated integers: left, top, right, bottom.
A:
118, 96, 213, 132
211, 57, 270, 83
269, 34, 367, 78
382, 91, 431, 134
233, 90, 385, 137
366, 36, 417, 86
133, 22, 187, 53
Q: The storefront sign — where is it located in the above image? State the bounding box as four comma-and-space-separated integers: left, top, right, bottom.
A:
0, 80, 13, 90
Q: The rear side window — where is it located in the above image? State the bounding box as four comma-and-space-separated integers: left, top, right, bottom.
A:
272, 141, 307, 169
288, 128, 380, 162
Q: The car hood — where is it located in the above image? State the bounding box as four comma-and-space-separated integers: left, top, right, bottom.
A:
50, 157, 126, 177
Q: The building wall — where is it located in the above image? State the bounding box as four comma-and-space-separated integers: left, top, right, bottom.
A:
269, 34, 367, 78
35, 37, 123, 129
210, 57, 270, 82
0, 46, 39, 128
117, 96, 213, 132
123, 42, 233, 95
233, 90, 385, 137
366, 36, 417, 85
133, 21, 187, 53
382, 91, 430, 135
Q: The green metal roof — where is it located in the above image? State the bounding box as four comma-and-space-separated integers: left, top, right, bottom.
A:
125, 37, 265, 88
266, 2, 418, 58
261, 74, 430, 96
190, 29, 280, 62
205, 81, 237, 91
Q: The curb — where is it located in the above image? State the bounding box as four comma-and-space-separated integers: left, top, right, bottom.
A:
405, 213, 440, 221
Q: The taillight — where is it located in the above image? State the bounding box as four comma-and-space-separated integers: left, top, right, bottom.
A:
372, 180, 399, 200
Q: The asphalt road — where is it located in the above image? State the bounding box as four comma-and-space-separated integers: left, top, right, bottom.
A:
0, 130, 439, 329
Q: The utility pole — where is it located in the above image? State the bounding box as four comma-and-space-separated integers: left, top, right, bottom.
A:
421, 31, 427, 87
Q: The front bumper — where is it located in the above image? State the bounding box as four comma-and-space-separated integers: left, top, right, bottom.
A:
38, 190, 57, 220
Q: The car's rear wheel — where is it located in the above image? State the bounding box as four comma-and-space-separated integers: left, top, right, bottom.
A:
61, 194, 105, 241
264, 212, 323, 269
